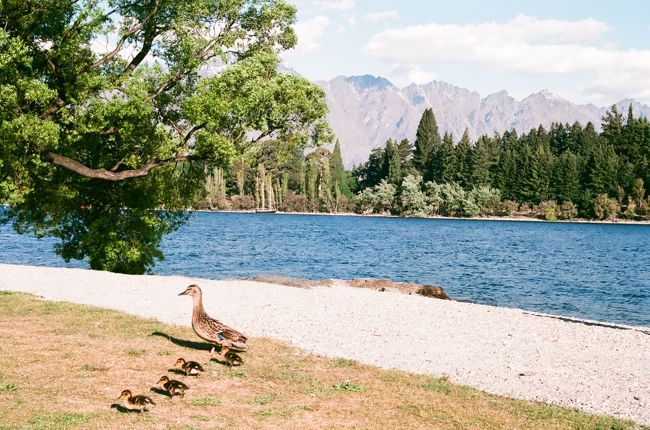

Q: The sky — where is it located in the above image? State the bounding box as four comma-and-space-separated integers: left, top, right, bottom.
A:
280, 0, 650, 105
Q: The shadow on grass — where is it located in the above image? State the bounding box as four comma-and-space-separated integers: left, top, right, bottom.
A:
151, 331, 244, 367
149, 387, 172, 398
167, 368, 187, 376
210, 352, 243, 367
150, 331, 213, 352
110, 404, 143, 414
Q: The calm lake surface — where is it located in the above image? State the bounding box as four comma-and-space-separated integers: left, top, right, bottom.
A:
1, 212, 649, 327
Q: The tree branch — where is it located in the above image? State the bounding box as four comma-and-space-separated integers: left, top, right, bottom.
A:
48, 152, 189, 181
184, 123, 206, 143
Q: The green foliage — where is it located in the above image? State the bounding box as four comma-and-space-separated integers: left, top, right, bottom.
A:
413, 108, 441, 178
593, 194, 620, 220
331, 140, 352, 198
0, 0, 331, 273
356, 180, 396, 214
350, 105, 649, 221
383, 138, 402, 186
399, 174, 430, 217
536, 200, 559, 221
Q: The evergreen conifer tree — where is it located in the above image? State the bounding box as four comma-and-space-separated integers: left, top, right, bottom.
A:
413, 108, 441, 180
383, 139, 403, 186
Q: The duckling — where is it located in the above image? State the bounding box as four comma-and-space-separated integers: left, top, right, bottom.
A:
117, 389, 156, 412
157, 375, 189, 397
178, 284, 249, 365
175, 358, 204, 376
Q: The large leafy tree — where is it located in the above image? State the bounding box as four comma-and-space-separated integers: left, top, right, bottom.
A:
0, 0, 331, 273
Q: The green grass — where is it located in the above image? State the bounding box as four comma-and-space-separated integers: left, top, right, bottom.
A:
0, 383, 18, 393
329, 380, 365, 393
0, 291, 641, 430
252, 392, 277, 405
190, 396, 220, 407
27, 412, 90, 430
420, 377, 453, 394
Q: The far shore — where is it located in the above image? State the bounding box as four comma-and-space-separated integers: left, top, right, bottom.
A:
196, 208, 650, 225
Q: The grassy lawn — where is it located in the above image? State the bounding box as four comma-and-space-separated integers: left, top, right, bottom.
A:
0, 291, 639, 430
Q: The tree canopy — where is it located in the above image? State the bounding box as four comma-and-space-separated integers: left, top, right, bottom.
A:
0, 0, 331, 273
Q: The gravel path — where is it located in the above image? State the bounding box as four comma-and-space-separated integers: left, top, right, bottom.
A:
1, 264, 648, 424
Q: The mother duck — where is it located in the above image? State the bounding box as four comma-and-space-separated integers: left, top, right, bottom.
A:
178, 284, 249, 365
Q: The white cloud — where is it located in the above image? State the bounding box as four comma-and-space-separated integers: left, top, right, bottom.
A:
286, 15, 331, 57
315, 0, 355, 12
363, 14, 650, 101
389, 63, 436, 85
364, 10, 400, 22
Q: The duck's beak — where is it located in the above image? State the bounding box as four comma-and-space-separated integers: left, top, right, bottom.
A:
178, 289, 188, 296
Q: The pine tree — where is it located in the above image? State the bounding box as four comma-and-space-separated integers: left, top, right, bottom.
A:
397, 138, 415, 176
454, 129, 471, 187
383, 138, 402, 186
413, 108, 441, 180
469, 135, 493, 188
587, 143, 620, 197
553, 152, 581, 205
438, 132, 457, 183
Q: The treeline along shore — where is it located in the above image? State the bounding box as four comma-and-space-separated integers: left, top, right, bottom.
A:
197, 105, 650, 222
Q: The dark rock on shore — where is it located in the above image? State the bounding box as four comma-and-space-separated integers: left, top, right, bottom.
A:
347, 278, 449, 300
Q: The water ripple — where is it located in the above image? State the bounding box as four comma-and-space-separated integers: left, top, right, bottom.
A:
1, 212, 649, 326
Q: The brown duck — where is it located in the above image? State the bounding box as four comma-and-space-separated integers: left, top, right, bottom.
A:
117, 389, 156, 412
178, 284, 249, 365
157, 375, 189, 397
175, 358, 204, 376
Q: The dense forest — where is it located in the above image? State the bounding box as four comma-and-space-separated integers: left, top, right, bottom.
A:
198, 105, 650, 221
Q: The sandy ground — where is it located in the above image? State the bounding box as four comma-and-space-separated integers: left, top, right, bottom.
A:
1, 263, 648, 424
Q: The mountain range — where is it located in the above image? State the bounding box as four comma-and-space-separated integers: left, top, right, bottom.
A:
315, 75, 650, 166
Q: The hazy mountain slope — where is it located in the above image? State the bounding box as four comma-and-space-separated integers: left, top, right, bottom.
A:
316, 75, 650, 166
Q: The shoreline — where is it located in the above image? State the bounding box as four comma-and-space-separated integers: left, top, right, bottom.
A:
197, 208, 650, 226
1, 263, 648, 424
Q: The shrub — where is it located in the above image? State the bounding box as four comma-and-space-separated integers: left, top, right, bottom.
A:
279, 191, 308, 212
559, 201, 578, 220
469, 186, 501, 215
423, 182, 442, 214
536, 200, 559, 221
499, 200, 518, 216
229, 194, 255, 210
400, 174, 431, 217
593, 194, 620, 220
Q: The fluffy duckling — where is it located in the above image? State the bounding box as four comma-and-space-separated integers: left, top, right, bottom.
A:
157, 375, 189, 398
178, 284, 249, 365
175, 358, 205, 376
118, 389, 156, 412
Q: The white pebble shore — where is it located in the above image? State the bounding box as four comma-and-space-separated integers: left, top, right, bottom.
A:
0, 263, 648, 424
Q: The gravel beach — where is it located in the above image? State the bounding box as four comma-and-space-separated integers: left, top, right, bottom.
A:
1, 263, 648, 424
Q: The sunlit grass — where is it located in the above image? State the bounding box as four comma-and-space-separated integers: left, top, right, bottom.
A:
0, 291, 639, 430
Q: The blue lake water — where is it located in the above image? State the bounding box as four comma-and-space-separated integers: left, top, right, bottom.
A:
1, 212, 649, 327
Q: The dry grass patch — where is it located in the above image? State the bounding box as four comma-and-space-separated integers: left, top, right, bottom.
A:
0, 291, 639, 430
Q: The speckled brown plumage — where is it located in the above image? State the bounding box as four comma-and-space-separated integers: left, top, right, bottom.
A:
157, 376, 189, 397
118, 389, 155, 412
178, 284, 248, 364
174, 357, 204, 376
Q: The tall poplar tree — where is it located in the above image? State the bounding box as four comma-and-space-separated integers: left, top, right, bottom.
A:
330, 140, 351, 197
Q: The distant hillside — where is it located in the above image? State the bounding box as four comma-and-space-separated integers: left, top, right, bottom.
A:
316, 75, 650, 166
